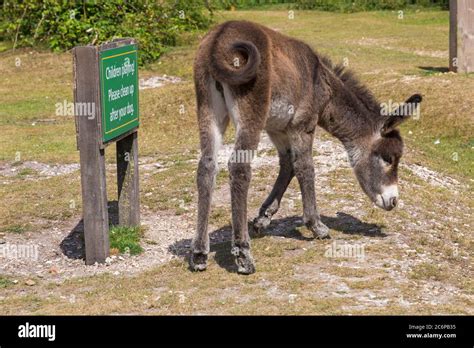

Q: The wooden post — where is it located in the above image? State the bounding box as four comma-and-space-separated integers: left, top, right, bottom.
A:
457, 0, 474, 73
73, 46, 110, 265
117, 131, 140, 226
449, 0, 458, 72
450, 0, 474, 73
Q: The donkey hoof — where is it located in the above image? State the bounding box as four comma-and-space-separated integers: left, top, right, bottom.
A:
232, 247, 256, 275
237, 257, 256, 275
311, 221, 330, 239
252, 215, 271, 235
190, 252, 208, 271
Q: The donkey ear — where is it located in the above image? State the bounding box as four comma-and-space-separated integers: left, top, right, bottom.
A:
382, 94, 422, 134
404, 93, 423, 105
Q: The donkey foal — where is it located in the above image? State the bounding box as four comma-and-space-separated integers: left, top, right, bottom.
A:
191, 21, 422, 274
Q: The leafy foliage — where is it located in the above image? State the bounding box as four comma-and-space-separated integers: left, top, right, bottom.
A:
292, 0, 449, 11
0, 0, 213, 65
109, 225, 144, 255
209, 0, 449, 11
209, 0, 291, 9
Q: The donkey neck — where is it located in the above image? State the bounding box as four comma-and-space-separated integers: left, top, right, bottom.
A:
316, 65, 381, 147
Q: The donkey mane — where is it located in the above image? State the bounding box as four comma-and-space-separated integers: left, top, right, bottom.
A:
319, 55, 381, 115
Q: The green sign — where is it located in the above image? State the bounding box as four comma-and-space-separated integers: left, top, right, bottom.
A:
99, 44, 139, 143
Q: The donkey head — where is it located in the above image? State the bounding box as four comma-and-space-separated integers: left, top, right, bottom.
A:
352, 94, 422, 211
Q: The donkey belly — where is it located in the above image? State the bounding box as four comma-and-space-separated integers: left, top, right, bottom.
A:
265, 97, 294, 132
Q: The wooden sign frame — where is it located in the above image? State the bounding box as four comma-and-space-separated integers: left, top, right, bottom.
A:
73, 39, 140, 265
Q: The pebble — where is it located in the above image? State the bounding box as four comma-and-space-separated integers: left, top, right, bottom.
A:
105, 257, 114, 265
25, 279, 36, 286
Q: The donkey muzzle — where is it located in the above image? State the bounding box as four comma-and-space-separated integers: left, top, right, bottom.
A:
375, 184, 399, 211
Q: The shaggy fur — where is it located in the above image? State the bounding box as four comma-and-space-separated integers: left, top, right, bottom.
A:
191, 21, 422, 274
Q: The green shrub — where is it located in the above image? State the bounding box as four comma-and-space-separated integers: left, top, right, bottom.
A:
0, 0, 213, 65
209, 0, 291, 10
208, 0, 449, 11
293, 0, 449, 11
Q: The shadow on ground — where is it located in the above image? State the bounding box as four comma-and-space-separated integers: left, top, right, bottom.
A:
418, 66, 450, 73
59, 201, 119, 260
169, 212, 385, 273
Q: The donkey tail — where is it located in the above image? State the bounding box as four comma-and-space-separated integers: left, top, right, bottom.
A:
209, 41, 261, 86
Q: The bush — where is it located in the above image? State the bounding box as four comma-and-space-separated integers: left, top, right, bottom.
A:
0, 0, 213, 65
293, 0, 449, 11
209, 0, 291, 10
208, 0, 449, 11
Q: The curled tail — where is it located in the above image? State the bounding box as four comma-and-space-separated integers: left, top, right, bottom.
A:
210, 40, 261, 86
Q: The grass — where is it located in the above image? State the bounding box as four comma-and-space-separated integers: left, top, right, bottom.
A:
109, 226, 144, 256
16, 168, 37, 177
0, 277, 14, 289
0, 8, 472, 315
1, 224, 29, 234
0, 172, 82, 232
0, 230, 471, 314
409, 262, 448, 282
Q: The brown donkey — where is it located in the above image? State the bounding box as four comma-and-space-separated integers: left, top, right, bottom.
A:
191, 21, 422, 274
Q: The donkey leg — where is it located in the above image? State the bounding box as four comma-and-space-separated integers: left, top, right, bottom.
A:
192, 146, 217, 271
222, 81, 268, 274
228, 130, 260, 274
253, 132, 294, 233
191, 80, 228, 271
289, 131, 330, 239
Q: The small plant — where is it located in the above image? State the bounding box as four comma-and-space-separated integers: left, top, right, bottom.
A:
3, 224, 28, 234
17, 168, 37, 177
109, 225, 144, 255
0, 277, 14, 288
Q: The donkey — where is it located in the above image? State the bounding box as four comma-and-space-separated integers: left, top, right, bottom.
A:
191, 20, 421, 274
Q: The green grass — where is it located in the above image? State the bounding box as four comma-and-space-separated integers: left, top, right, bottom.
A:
1, 224, 29, 234
109, 226, 144, 255
0, 277, 14, 289
16, 168, 38, 177
0, 41, 12, 52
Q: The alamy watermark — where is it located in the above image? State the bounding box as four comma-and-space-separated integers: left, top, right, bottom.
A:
380, 99, 420, 120
324, 240, 365, 260
18, 322, 55, 342
55, 100, 95, 119
224, 149, 258, 164
0, 243, 39, 261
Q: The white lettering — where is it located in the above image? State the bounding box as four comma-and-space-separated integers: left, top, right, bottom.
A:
18, 322, 56, 342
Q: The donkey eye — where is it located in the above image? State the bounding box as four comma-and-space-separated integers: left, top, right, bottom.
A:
381, 154, 393, 165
